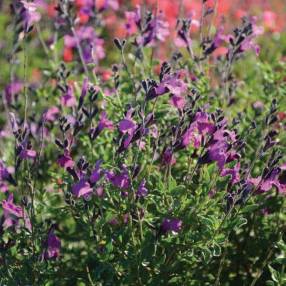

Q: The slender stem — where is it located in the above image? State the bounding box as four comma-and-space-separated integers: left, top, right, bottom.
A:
36, 24, 50, 58
70, 26, 90, 79
23, 35, 28, 127
214, 243, 228, 286
250, 247, 274, 286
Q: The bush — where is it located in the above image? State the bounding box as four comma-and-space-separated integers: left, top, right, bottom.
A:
0, 1, 285, 285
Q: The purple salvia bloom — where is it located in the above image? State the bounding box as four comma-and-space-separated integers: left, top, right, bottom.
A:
195, 112, 216, 135
181, 112, 215, 149
99, 0, 119, 11
95, 186, 105, 197
136, 179, 148, 198
44, 106, 60, 122
0, 182, 9, 193
81, 78, 89, 99
129, 7, 169, 46
119, 108, 137, 134
72, 179, 93, 198
21, 1, 41, 32
90, 160, 102, 184
119, 119, 136, 133
176, 18, 192, 48
147, 72, 187, 100
161, 218, 182, 234
2, 193, 31, 231
90, 112, 113, 140
61, 85, 76, 107
248, 164, 286, 194
44, 228, 61, 260
221, 162, 241, 184
57, 153, 75, 169
182, 125, 201, 148
162, 148, 176, 166
19, 149, 37, 160
4, 82, 23, 104
64, 26, 105, 64
97, 112, 113, 132
106, 166, 130, 190
170, 95, 186, 110
208, 141, 228, 171
160, 73, 187, 96
0, 161, 11, 181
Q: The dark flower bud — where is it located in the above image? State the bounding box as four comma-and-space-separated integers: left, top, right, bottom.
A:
78, 96, 84, 110
82, 107, 90, 118
64, 123, 71, 132
55, 139, 64, 149
21, 196, 28, 207
114, 38, 123, 51
112, 64, 119, 72
132, 164, 141, 179
141, 80, 148, 93
91, 107, 98, 118
251, 121, 257, 129
67, 167, 79, 181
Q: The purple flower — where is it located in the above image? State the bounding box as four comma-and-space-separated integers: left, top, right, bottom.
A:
21, 1, 41, 32
181, 112, 215, 149
221, 162, 240, 184
0, 161, 11, 181
19, 149, 37, 160
182, 125, 201, 148
204, 26, 227, 55
43, 228, 61, 260
61, 85, 76, 107
0, 182, 9, 193
90, 112, 113, 140
162, 148, 176, 166
72, 179, 93, 198
44, 106, 60, 122
176, 18, 192, 48
118, 109, 137, 146
90, 160, 102, 184
4, 81, 23, 104
64, 26, 105, 64
106, 166, 130, 190
57, 153, 75, 169
161, 218, 182, 234
95, 186, 105, 197
252, 101, 264, 113
170, 95, 186, 110
80, 78, 89, 100
147, 72, 187, 100
98, 0, 119, 11
119, 118, 136, 133
248, 164, 286, 194
195, 112, 216, 135
143, 10, 169, 45
199, 123, 239, 171
208, 141, 229, 171
159, 73, 187, 96
2, 193, 31, 231
136, 179, 148, 198
97, 112, 113, 132
130, 7, 169, 47
125, 7, 141, 35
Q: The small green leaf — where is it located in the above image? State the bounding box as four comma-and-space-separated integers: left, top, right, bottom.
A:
268, 265, 280, 282
241, 204, 259, 213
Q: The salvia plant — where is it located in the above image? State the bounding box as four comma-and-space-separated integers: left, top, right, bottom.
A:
0, 0, 285, 285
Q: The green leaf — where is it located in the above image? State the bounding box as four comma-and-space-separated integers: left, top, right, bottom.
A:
241, 204, 259, 213
268, 265, 280, 282
265, 281, 275, 286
